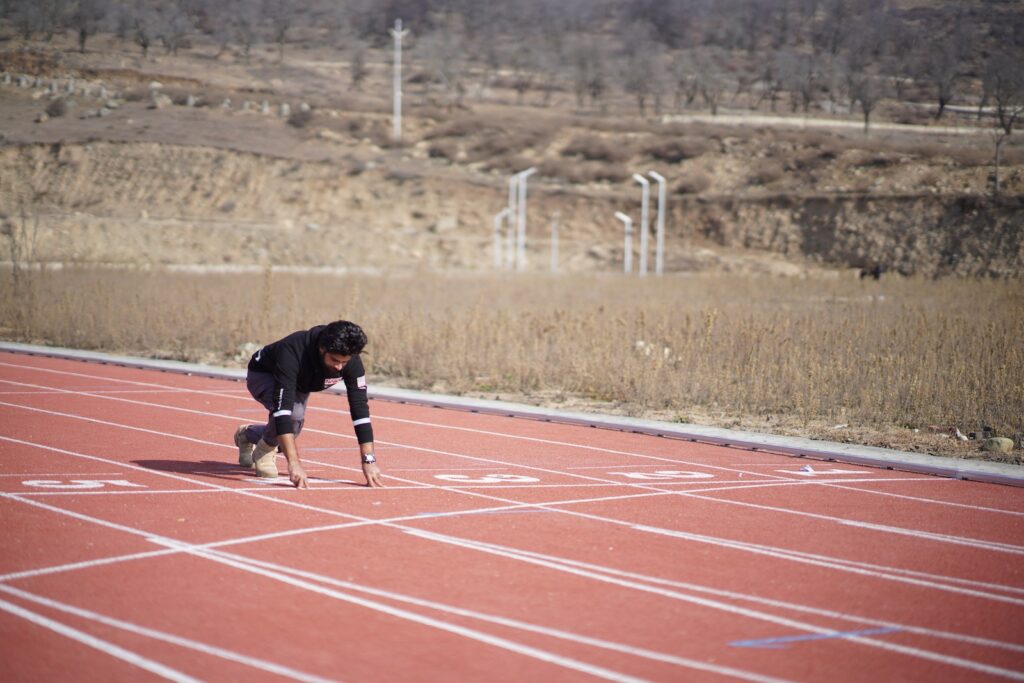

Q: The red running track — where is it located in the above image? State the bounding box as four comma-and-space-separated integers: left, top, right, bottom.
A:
0, 350, 1022, 683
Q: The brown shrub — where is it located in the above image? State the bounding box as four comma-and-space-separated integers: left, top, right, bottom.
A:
643, 138, 712, 163
422, 118, 491, 140
427, 140, 459, 160
673, 171, 711, 194
538, 159, 629, 184
747, 159, 785, 186
45, 98, 67, 118
560, 135, 628, 163
287, 109, 314, 128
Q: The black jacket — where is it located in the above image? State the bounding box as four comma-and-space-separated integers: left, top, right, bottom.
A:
248, 325, 373, 444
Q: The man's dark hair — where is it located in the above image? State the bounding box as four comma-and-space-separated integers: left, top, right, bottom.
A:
320, 320, 367, 355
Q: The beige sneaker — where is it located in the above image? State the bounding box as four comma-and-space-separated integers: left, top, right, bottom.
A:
234, 426, 255, 468
252, 440, 279, 478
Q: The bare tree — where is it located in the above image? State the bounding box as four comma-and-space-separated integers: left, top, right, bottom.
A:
982, 52, 1024, 197
71, 0, 108, 53
778, 49, 817, 113
696, 50, 726, 115
131, 1, 159, 58
915, 16, 971, 121
229, 0, 259, 62
621, 50, 657, 116
350, 41, 368, 91
568, 36, 608, 112
158, 3, 193, 56
264, 0, 292, 63
847, 53, 886, 135
670, 50, 700, 110
418, 23, 469, 112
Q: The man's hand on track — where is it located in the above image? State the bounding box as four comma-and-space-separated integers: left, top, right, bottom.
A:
288, 460, 309, 489
362, 461, 384, 488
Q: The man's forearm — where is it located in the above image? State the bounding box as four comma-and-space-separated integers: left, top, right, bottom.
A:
279, 433, 300, 466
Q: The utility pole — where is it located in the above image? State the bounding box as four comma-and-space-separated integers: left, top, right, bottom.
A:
615, 212, 633, 274
632, 174, 650, 276
648, 171, 666, 276
493, 208, 509, 269
506, 174, 518, 269
550, 212, 560, 273
389, 19, 408, 143
516, 167, 537, 272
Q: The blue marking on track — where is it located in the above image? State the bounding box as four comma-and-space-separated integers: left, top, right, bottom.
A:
730, 627, 902, 649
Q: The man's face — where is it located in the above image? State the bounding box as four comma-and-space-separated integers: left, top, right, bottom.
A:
320, 348, 351, 373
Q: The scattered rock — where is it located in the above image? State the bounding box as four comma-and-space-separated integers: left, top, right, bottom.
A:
221, 98, 231, 109
298, 102, 311, 113
279, 102, 290, 117
149, 81, 163, 90
149, 92, 172, 109
185, 94, 196, 107
34, 112, 49, 124
260, 100, 270, 115
431, 216, 458, 233
981, 437, 1014, 453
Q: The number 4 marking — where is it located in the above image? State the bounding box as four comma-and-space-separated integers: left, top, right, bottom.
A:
608, 471, 714, 480
22, 479, 147, 489
435, 474, 540, 484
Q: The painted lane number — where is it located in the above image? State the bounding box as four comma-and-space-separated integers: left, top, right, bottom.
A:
608, 470, 714, 480
22, 479, 147, 489
434, 474, 540, 484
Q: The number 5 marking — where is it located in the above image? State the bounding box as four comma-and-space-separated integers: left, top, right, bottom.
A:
22, 479, 147, 489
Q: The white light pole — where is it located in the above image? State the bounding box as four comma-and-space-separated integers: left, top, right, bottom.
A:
506, 174, 518, 269
389, 19, 409, 143
493, 208, 509, 269
615, 211, 633, 274
648, 171, 666, 276
550, 212, 560, 273
632, 173, 650, 276
515, 167, 537, 272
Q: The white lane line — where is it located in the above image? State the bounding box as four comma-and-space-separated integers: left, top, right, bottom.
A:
5, 381, 1018, 560
0, 454, 739, 681
810, 482, 1024, 517
4, 435, 1021, 678
169, 543, 796, 683
9, 361, 1022, 517
0, 585, 339, 683
0, 494, 651, 683
403, 528, 1024, 682
0, 473, 127, 477
0, 596, 202, 683
9, 423, 1020, 608
3, 399, 1023, 600
4, 373, 1022, 556
389, 533, 1024, 656
8, 395, 1024, 598
7, 477, 936, 496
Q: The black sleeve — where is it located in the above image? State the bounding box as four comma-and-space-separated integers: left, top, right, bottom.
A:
343, 355, 373, 444
270, 344, 302, 436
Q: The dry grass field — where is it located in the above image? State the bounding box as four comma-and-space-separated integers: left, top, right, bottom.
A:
2, 266, 1020, 462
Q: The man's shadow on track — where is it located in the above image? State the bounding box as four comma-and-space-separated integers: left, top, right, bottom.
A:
132, 459, 366, 487
132, 459, 262, 484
